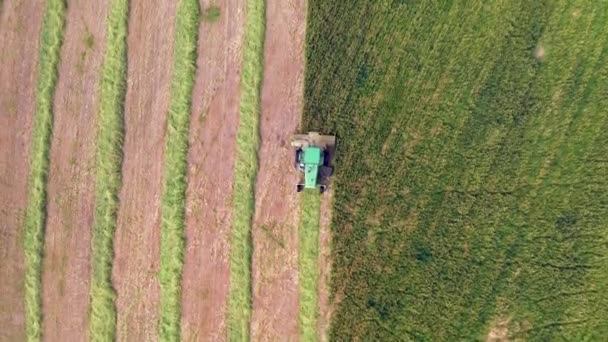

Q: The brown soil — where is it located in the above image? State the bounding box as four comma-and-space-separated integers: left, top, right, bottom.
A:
250, 0, 308, 339
179, 0, 246, 341
0, 1, 44, 341
317, 191, 334, 341
40, 0, 109, 340
111, 0, 177, 340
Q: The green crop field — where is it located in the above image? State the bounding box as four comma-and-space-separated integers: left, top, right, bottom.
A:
304, 0, 608, 340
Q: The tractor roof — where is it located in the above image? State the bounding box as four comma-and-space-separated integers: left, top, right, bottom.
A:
303, 146, 322, 165
303, 146, 322, 188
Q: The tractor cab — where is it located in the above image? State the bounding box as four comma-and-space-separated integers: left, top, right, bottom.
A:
291, 132, 336, 194
297, 146, 322, 188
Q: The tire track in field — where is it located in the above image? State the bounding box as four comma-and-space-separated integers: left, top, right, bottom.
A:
112, 0, 177, 340
180, 0, 245, 340
41, 0, 109, 340
0, 1, 45, 340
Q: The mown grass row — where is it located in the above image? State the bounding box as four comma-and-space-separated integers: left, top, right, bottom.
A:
227, 0, 266, 339
158, 0, 200, 340
22, 0, 65, 340
304, 0, 608, 340
89, 0, 129, 340
298, 192, 322, 341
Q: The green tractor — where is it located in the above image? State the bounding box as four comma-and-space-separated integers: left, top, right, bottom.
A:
290, 132, 336, 194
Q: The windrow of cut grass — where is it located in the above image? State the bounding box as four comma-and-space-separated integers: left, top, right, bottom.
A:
227, 0, 266, 339
298, 192, 322, 341
158, 0, 200, 340
304, 0, 608, 340
89, 0, 129, 340
22, 0, 66, 340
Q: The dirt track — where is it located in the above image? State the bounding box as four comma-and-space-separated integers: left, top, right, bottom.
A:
0, 1, 44, 340
250, 0, 308, 339
111, 0, 176, 340
40, 0, 109, 339
180, 0, 245, 340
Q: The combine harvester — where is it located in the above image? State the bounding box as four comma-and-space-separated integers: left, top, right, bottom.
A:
291, 132, 336, 194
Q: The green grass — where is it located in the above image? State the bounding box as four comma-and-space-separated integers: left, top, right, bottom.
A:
88, 0, 128, 340
299, 192, 322, 341
22, 0, 66, 340
227, 0, 266, 339
304, 0, 608, 340
202, 5, 221, 23
158, 0, 200, 340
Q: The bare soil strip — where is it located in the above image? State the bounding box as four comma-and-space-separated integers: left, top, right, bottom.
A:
112, 0, 177, 340
180, 0, 246, 340
250, 0, 307, 339
0, 1, 44, 340
40, 0, 109, 340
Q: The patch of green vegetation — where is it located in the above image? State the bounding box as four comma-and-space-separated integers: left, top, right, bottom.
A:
22, 0, 66, 340
304, 0, 608, 340
158, 0, 200, 340
89, 0, 129, 340
84, 29, 95, 50
299, 192, 321, 341
202, 5, 221, 23
77, 28, 95, 74
227, 0, 265, 339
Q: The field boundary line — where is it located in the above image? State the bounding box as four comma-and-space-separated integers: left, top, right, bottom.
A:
227, 0, 266, 339
22, 0, 66, 340
158, 0, 200, 340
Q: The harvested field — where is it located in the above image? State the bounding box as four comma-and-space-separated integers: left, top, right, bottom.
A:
180, 0, 245, 340
250, 0, 307, 339
111, 0, 176, 340
0, 1, 45, 340
41, 0, 109, 340
298, 192, 321, 341
317, 192, 334, 341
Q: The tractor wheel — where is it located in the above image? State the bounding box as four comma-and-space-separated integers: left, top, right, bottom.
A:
320, 166, 333, 178
294, 149, 303, 169
323, 150, 331, 166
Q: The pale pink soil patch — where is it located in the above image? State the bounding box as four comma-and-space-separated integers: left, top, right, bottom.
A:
41, 0, 110, 340
112, 0, 177, 340
250, 0, 308, 340
0, 0, 44, 340
180, 0, 246, 341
